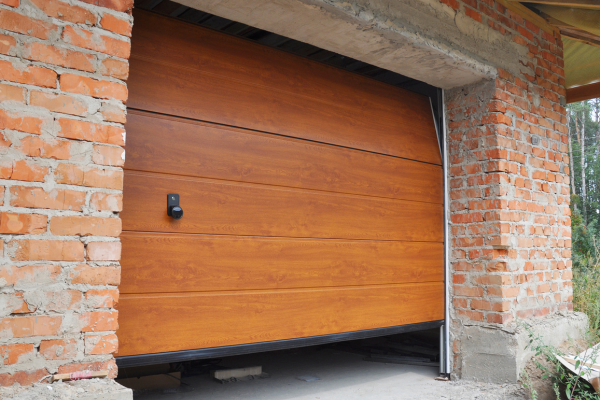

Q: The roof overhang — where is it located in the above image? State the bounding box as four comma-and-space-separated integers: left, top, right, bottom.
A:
515, 1, 600, 102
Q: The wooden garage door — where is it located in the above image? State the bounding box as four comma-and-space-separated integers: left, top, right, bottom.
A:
116, 9, 445, 357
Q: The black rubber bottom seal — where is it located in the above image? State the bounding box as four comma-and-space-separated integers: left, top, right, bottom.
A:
116, 319, 444, 368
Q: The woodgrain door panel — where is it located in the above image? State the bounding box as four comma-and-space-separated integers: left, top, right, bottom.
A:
117, 9, 445, 357
130, 11, 435, 123
118, 282, 445, 356
128, 57, 442, 165
125, 111, 443, 203
122, 171, 444, 241
120, 232, 444, 293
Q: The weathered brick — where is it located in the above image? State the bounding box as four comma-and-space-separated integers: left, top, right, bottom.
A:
0, 264, 61, 287
482, 113, 513, 126
0, 368, 49, 386
59, 73, 128, 102
100, 13, 132, 37
0, 343, 35, 365
456, 309, 484, 321
85, 333, 118, 355
17, 136, 71, 160
23, 42, 95, 73
0, 315, 61, 338
0, 9, 58, 40
90, 192, 123, 212
55, 163, 123, 190
43, 290, 82, 312
99, 58, 129, 80
62, 26, 131, 59
86, 242, 121, 261
0, 292, 34, 314
85, 288, 118, 308
0, 34, 16, 57
465, 7, 482, 22
0, 132, 8, 149
11, 239, 84, 261
99, 103, 126, 123
0, 160, 48, 182
453, 285, 484, 297
39, 339, 78, 360
92, 145, 125, 166
30, 0, 96, 25
0, 0, 19, 7
0, 109, 45, 134
10, 186, 85, 211
30, 91, 88, 117
58, 118, 125, 145
79, 311, 118, 332
487, 286, 521, 297
0, 60, 57, 88
50, 216, 121, 237
486, 312, 513, 324
0, 82, 24, 103
0, 212, 47, 234
440, 0, 460, 10
58, 358, 117, 379
79, 0, 133, 13
70, 265, 120, 286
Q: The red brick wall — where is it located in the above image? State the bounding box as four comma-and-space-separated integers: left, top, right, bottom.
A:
0, 0, 571, 387
0, 0, 131, 386
443, 0, 571, 374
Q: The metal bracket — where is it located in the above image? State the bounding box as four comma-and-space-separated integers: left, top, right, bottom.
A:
167, 193, 183, 219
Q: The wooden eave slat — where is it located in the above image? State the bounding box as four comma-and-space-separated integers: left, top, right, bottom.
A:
538, 11, 574, 27
537, 11, 600, 47
561, 27, 600, 47
567, 81, 600, 103
517, 0, 600, 9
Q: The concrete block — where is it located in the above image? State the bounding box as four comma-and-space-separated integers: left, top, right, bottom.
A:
212, 366, 262, 380
458, 312, 589, 384
516, 311, 589, 374
462, 353, 518, 383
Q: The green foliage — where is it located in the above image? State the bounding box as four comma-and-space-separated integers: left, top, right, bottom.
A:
522, 325, 600, 400
570, 99, 600, 227
573, 262, 600, 339
570, 99, 600, 340
572, 210, 600, 271
557, 98, 600, 399
521, 369, 538, 400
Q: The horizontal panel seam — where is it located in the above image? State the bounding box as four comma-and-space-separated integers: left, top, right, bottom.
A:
123, 167, 443, 205
126, 108, 443, 167
119, 281, 445, 297
120, 230, 445, 243
123, 170, 446, 207
129, 55, 436, 136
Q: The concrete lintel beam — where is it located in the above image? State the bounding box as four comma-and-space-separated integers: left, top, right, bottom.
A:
173, 0, 514, 89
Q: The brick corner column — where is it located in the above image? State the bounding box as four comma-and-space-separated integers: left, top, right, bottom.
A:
443, 4, 574, 382
0, 0, 132, 388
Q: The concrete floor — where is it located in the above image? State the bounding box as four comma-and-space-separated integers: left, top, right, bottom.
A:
133, 347, 526, 400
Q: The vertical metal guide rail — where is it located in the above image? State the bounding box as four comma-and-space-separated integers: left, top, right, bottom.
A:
429, 87, 451, 378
